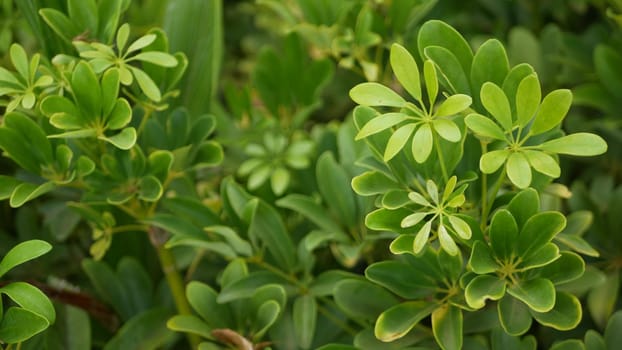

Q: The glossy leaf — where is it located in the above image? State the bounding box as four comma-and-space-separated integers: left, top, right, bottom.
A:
507, 278, 556, 313
424, 60, 438, 106
100, 127, 137, 150
374, 301, 437, 342
418, 20, 473, 75
515, 74, 541, 126
436, 94, 472, 117
530, 89, 572, 135
186, 281, 232, 328
480, 82, 512, 130
468, 241, 498, 274
0, 282, 55, 323
350, 82, 406, 107
524, 150, 560, 178
471, 39, 509, 93
432, 305, 462, 350
355, 113, 408, 140
498, 295, 533, 336
390, 44, 421, 101
412, 123, 433, 163
465, 275, 506, 309
538, 133, 607, 156
166, 315, 213, 339
433, 119, 462, 142
506, 152, 531, 189
0, 240, 52, 278
384, 123, 415, 161
334, 279, 398, 321
0, 307, 49, 344
465, 113, 506, 141
530, 292, 581, 330
517, 212, 565, 260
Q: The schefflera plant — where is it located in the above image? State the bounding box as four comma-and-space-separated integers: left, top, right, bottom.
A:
347, 19, 608, 350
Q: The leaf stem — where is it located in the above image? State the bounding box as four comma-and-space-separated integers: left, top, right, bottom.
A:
148, 226, 201, 348
481, 171, 506, 229
480, 141, 488, 231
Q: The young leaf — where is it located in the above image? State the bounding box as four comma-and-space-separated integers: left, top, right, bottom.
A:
0, 240, 52, 278
538, 133, 607, 156
424, 60, 438, 106
129, 66, 162, 101
131, 52, 178, 67
465, 113, 506, 141
413, 221, 433, 254
433, 119, 462, 142
524, 150, 560, 178
350, 82, 406, 107
435, 94, 472, 117
480, 82, 512, 130
438, 224, 458, 255
384, 123, 415, 161
480, 150, 510, 174
530, 89, 572, 135
412, 123, 433, 163
515, 74, 541, 126
100, 128, 137, 150
506, 152, 532, 189
355, 113, 408, 140
390, 44, 421, 101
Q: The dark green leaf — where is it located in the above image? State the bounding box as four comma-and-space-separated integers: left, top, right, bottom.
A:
517, 212, 565, 261
0, 307, 49, 344
465, 275, 506, 309
103, 307, 175, 350
0, 282, 55, 323
166, 315, 213, 339
0, 240, 51, 278
375, 301, 437, 342
471, 39, 509, 98
293, 295, 317, 349
530, 292, 581, 330
418, 20, 473, 75
186, 281, 232, 328
334, 279, 398, 322
432, 305, 462, 350
498, 295, 532, 336
507, 278, 555, 313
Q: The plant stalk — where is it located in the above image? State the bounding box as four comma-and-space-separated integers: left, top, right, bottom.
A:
434, 133, 449, 182
149, 226, 201, 348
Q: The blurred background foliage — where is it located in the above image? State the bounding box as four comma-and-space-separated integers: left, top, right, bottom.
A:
0, 0, 620, 349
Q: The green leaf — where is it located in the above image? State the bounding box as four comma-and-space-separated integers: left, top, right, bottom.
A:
424, 60, 438, 106
9, 44, 29, 80
438, 224, 458, 255
480, 150, 510, 174
350, 82, 406, 107
103, 307, 175, 350
106, 99, 132, 130
131, 52, 178, 67
351, 171, 400, 196
534, 251, 584, 285
68, 0, 97, 35
524, 150, 560, 178
186, 281, 232, 328
293, 295, 317, 349
39, 8, 80, 43
530, 292, 581, 330
515, 74, 541, 126
316, 152, 357, 228
517, 211, 566, 261
418, 20, 473, 75
550, 340, 585, 350
489, 209, 519, 261
71, 62, 101, 121
432, 305, 462, 350
518, 243, 560, 271
401, 212, 428, 228
481, 82, 512, 130
506, 188, 539, 229
100, 127, 137, 150
498, 295, 533, 336
252, 300, 280, 340
365, 260, 435, 299
471, 39, 510, 94
390, 43, 421, 101
413, 221, 432, 254
40, 96, 79, 118
0, 307, 49, 344
433, 119, 462, 143
126, 34, 157, 54
218, 271, 291, 304
205, 226, 252, 257
538, 133, 607, 156
374, 301, 437, 342
129, 66, 162, 101
384, 123, 415, 161
412, 123, 433, 163
531, 89, 572, 135
138, 175, 163, 201
9, 182, 56, 208
507, 278, 556, 312
334, 280, 398, 322
448, 215, 471, 240
465, 275, 506, 309
424, 46, 471, 94
605, 311, 622, 350
355, 113, 408, 140
0, 176, 21, 201
82, 259, 133, 320
0, 282, 55, 323
270, 167, 290, 196
276, 194, 343, 234
468, 240, 498, 274
465, 113, 506, 141
436, 94, 472, 117
166, 315, 213, 339
506, 152, 532, 189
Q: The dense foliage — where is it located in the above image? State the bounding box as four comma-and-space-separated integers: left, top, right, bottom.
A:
0, 1, 620, 349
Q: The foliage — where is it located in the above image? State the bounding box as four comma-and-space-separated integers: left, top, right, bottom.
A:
0, 0, 619, 349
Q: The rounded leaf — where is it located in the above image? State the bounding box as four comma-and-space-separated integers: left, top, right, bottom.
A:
435, 94, 472, 117
524, 150, 560, 178
480, 82, 512, 130
530, 292, 582, 330
465, 113, 506, 141
374, 301, 437, 342
498, 295, 532, 336
432, 305, 463, 350
412, 123, 433, 163
506, 152, 532, 189
350, 82, 406, 107
480, 150, 510, 174
507, 278, 556, 313
516, 74, 541, 126
531, 89, 572, 135
433, 119, 462, 142
465, 275, 506, 309
538, 133, 607, 156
